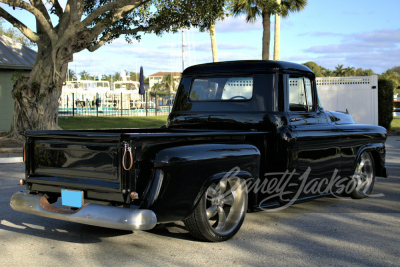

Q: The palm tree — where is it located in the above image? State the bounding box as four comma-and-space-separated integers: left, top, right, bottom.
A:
113, 72, 121, 82
66, 69, 76, 81
273, 0, 281, 60
323, 69, 333, 77
152, 83, 162, 92
162, 73, 175, 92
344, 66, 355, 77
207, 3, 227, 63
231, 0, 307, 60
210, 23, 219, 62
79, 70, 91, 80
333, 64, 344, 77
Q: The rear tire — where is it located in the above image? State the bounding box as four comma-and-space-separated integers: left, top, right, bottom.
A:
348, 151, 375, 199
184, 177, 248, 242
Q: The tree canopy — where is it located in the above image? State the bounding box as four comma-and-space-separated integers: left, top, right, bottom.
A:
380, 67, 400, 93
0, 0, 225, 54
0, 18, 33, 47
302, 61, 376, 78
0, 0, 226, 137
303, 61, 323, 77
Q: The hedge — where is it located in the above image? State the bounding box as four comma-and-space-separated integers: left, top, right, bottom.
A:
378, 78, 395, 130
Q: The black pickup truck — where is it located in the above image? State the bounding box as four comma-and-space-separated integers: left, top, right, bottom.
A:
11, 61, 388, 242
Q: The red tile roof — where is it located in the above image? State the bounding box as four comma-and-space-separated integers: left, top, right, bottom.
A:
149, 72, 181, 77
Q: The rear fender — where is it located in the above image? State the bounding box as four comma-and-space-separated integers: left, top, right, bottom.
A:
141, 143, 260, 223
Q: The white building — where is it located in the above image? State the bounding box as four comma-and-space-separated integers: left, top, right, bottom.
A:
148, 71, 181, 91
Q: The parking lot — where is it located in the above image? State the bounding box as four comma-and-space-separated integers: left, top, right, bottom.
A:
1, 137, 399, 266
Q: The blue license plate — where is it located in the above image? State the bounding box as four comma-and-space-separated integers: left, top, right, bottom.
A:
61, 189, 84, 208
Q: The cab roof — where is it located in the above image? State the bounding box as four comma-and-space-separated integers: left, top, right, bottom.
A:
182, 60, 313, 76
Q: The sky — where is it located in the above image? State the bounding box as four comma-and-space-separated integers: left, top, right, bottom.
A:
1, 0, 399, 77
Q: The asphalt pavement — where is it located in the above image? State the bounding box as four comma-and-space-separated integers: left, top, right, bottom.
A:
0, 137, 399, 266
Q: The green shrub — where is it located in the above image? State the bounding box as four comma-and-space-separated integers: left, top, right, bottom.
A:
378, 79, 395, 129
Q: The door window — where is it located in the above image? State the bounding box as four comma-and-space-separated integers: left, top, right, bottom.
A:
288, 76, 313, 112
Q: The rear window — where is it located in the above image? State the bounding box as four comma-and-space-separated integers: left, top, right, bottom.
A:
189, 77, 253, 101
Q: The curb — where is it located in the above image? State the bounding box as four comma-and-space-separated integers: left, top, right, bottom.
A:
0, 147, 23, 164
0, 157, 23, 164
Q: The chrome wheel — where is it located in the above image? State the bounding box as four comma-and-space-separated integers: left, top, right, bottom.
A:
349, 151, 375, 199
204, 178, 247, 236
184, 177, 247, 242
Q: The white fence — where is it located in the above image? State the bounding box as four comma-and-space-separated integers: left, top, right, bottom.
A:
316, 75, 378, 125
58, 92, 174, 117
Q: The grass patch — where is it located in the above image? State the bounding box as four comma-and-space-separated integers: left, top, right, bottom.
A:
58, 115, 169, 130
390, 116, 400, 134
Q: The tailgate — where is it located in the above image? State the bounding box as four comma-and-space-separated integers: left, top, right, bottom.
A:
25, 131, 125, 199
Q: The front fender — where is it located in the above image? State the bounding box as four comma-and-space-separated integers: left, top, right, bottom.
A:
142, 143, 260, 223
353, 143, 387, 178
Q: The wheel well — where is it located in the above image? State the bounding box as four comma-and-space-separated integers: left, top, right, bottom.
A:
369, 150, 384, 177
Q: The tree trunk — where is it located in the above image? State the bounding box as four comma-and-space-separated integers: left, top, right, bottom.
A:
210, 22, 218, 62
9, 45, 70, 138
273, 0, 281, 61
262, 10, 271, 61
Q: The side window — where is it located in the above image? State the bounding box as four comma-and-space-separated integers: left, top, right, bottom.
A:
288, 76, 313, 112
189, 77, 253, 101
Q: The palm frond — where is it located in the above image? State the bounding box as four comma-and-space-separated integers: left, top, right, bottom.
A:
280, 0, 307, 17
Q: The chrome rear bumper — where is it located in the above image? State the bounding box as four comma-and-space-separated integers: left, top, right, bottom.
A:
10, 192, 157, 231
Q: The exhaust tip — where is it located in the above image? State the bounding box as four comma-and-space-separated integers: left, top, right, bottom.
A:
19, 179, 26, 186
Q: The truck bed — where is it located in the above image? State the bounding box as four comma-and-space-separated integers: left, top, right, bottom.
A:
24, 128, 266, 205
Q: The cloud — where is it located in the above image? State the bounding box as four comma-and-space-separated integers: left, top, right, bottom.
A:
282, 55, 310, 62
102, 38, 140, 49
301, 32, 345, 38
216, 16, 263, 33
215, 15, 292, 33
72, 38, 261, 76
219, 43, 257, 50
305, 43, 373, 54
300, 28, 400, 73
281, 20, 294, 29
357, 28, 400, 45
68, 14, 265, 76
303, 28, 400, 48
157, 43, 176, 49
192, 41, 257, 52
73, 41, 198, 76
218, 51, 260, 62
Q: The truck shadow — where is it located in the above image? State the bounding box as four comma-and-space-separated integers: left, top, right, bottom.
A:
2, 165, 398, 246
145, 223, 198, 241
0, 212, 133, 244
